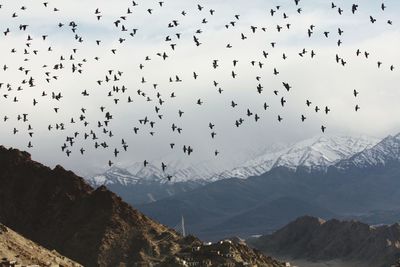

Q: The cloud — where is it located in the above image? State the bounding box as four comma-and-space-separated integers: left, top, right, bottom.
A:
0, 0, 398, 176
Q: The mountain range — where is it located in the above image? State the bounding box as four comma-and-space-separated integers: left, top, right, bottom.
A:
2, 142, 400, 266
335, 133, 400, 170
219, 134, 378, 178
88, 165, 206, 205
83, 132, 400, 246
87, 134, 379, 204
135, 132, 400, 240
0, 145, 285, 267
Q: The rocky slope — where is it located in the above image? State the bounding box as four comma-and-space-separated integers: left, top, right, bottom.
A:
0, 223, 82, 267
250, 216, 400, 267
0, 145, 284, 267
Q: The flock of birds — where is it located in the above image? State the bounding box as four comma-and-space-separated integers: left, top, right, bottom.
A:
0, 1, 396, 180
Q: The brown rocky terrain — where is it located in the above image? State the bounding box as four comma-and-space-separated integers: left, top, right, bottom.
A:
250, 216, 400, 267
0, 223, 82, 267
0, 145, 284, 267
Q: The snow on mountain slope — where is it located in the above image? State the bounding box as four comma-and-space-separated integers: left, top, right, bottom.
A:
88, 135, 380, 186
88, 159, 227, 187
126, 159, 229, 183
273, 135, 379, 170
336, 133, 400, 170
219, 135, 379, 179
88, 166, 142, 187
217, 144, 288, 179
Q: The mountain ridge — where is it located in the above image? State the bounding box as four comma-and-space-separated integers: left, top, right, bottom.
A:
0, 145, 285, 267
137, 132, 400, 241
250, 216, 400, 267
335, 133, 400, 171
88, 134, 379, 188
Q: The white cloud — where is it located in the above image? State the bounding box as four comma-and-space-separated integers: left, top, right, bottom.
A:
0, 0, 399, 176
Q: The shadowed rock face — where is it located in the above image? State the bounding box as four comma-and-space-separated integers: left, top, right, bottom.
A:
251, 216, 400, 267
0, 146, 284, 267
0, 146, 197, 266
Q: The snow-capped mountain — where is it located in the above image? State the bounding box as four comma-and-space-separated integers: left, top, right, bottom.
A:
335, 133, 400, 170
88, 159, 227, 187
218, 135, 379, 179
88, 166, 143, 187
88, 135, 380, 187
87, 164, 206, 205
125, 160, 225, 183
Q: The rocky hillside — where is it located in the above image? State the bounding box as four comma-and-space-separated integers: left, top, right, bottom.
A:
0, 145, 284, 267
250, 216, 400, 267
0, 223, 82, 267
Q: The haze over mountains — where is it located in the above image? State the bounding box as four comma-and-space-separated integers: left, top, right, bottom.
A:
90, 134, 379, 185
86, 132, 400, 242
87, 134, 379, 204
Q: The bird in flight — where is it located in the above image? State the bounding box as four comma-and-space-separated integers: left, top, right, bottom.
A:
0, 0, 394, 173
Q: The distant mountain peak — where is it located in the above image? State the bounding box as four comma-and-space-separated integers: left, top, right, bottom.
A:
88, 134, 381, 186
335, 132, 400, 170
220, 134, 379, 179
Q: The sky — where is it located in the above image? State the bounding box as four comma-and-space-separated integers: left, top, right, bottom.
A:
0, 0, 399, 177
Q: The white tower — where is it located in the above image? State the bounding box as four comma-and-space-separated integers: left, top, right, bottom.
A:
181, 215, 186, 237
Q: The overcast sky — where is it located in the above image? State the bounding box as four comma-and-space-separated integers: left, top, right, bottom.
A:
0, 0, 399, 176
